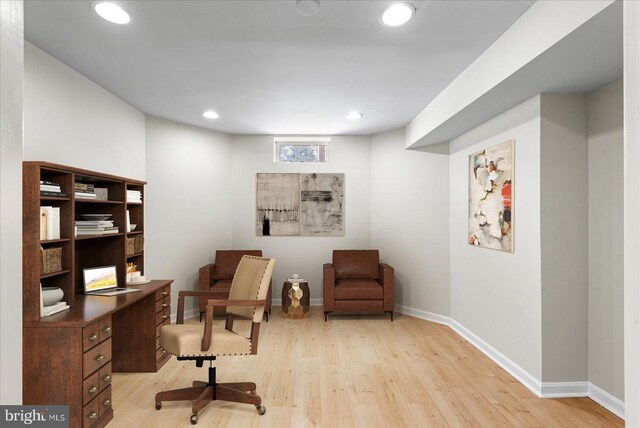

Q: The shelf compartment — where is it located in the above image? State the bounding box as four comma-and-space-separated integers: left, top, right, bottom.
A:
40, 269, 71, 279
75, 233, 124, 240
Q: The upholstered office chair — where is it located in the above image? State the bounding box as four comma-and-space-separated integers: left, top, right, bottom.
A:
199, 250, 272, 321
155, 255, 275, 425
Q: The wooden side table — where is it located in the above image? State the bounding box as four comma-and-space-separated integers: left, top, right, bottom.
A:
282, 281, 310, 319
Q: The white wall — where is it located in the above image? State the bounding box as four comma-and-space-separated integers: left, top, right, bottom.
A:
145, 116, 232, 316
540, 93, 588, 382
449, 95, 543, 380
0, 0, 23, 404
624, 0, 640, 424
24, 43, 146, 180
588, 80, 624, 400
230, 135, 372, 303
370, 129, 450, 315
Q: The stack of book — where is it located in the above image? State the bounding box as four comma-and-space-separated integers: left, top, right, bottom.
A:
40, 180, 66, 197
41, 301, 70, 317
75, 220, 119, 236
75, 182, 97, 200
127, 189, 142, 204
40, 206, 61, 240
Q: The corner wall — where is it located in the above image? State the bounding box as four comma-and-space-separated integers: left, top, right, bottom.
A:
588, 80, 624, 401
0, 0, 23, 404
24, 43, 146, 180
540, 93, 588, 382
230, 135, 372, 302
145, 116, 233, 316
370, 129, 450, 316
449, 95, 543, 381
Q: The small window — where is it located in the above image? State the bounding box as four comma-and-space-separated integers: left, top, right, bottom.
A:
274, 137, 330, 163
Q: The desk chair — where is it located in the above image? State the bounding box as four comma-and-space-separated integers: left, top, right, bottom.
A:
155, 255, 275, 425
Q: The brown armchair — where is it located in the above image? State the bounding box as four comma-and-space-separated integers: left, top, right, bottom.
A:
199, 250, 272, 321
323, 250, 394, 321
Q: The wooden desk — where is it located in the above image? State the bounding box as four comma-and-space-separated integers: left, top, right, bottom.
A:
23, 280, 173, 428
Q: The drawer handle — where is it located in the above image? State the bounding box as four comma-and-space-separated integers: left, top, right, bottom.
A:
89, 386, 98, 394
162, 349, 167, 354
103, 399, 111, 407
88, 411, 98, 420
103, 374, 111, 382
162, 291, 168, 296
162, 315, 168, 320
103, 326, 111, 333
95, 354, 105, 362
162, 303, 168, 308
89, 334, 98, 342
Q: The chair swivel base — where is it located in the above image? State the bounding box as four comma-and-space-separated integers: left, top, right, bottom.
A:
154, 365, 266, 425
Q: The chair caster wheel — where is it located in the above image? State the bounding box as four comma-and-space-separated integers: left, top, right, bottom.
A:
190, 413, 198, 424
256, 405, 266, 415
155, 401, 162, 410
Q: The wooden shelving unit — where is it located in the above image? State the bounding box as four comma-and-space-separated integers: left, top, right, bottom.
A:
23, 161, 146, 322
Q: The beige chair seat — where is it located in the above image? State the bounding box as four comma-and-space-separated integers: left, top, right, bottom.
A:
160, 324, 252, 357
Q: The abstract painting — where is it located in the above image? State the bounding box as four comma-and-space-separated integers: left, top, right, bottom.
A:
256, 173, 345, 236
256, 173, 299, 236
468, 140, 514, 252
300, 173, 344, 236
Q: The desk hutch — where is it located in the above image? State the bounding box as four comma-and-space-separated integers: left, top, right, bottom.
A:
22, 162, 172, 428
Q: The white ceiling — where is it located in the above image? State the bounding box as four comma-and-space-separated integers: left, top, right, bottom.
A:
24, 0, 535, 135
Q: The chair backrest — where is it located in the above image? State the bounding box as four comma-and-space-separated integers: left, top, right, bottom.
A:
214, 250, 263, 280
333, 250, 380, 280
227, 255, 275, 322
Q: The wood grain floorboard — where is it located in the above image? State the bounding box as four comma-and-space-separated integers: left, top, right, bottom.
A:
111, 307, 623, 427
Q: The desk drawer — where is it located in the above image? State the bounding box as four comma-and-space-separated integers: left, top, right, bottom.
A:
99, 363, 112, 390
156, 318, 170, 337
156, 347, 168, 362
83, 396, 100, 428
83, 322, 101, 352
83, 370, 101, 406
155, 295, 170, 313
156, 307, 171, 326
83, 339, 111, 378
98, 386, 112, 416
99, 316, 112, 342
155, 285, 171, 301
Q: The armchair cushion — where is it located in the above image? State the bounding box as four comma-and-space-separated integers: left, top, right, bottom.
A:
214, 250, 263, 280
160, 324, 251, 357
335, 279, 383, 300
333, 250, 380, 279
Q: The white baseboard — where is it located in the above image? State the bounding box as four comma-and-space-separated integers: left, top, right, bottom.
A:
540, 381, 588, 398
394, 305, 625, 420
589, 382, 625, 419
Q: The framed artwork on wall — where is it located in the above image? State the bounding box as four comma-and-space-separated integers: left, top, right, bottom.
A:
256, 173, 345, 237
468, 139, 514, 252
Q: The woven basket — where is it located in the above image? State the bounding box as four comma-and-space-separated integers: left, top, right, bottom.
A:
126, 235, 144, 255
41, 247, 62, 274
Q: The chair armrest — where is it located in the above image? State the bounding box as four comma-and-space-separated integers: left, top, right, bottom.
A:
202, 299, 267, 351
176, 290, 227, 324
198, 263, 216, 313
323, 263, 335, 311
379, 263, 394, 312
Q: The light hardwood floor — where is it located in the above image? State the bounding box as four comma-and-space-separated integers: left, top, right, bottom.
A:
112, 307, 622, 427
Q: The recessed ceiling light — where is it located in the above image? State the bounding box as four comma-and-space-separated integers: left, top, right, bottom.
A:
380, 3, 415, 27
296, 0, 320, 17
346, 111, 363, 120
202, 110, 220, 119
94, 2, 132, 25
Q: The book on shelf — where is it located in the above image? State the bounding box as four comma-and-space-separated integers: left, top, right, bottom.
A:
40, 191, 67, 197
126, 190, 142, 203
75, 192, 97, 200
287, 278, 305, 283
40, 206, 60, 240
42, 302, 70, 317
126, 210, 131, 232
74, 182, 95, 191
